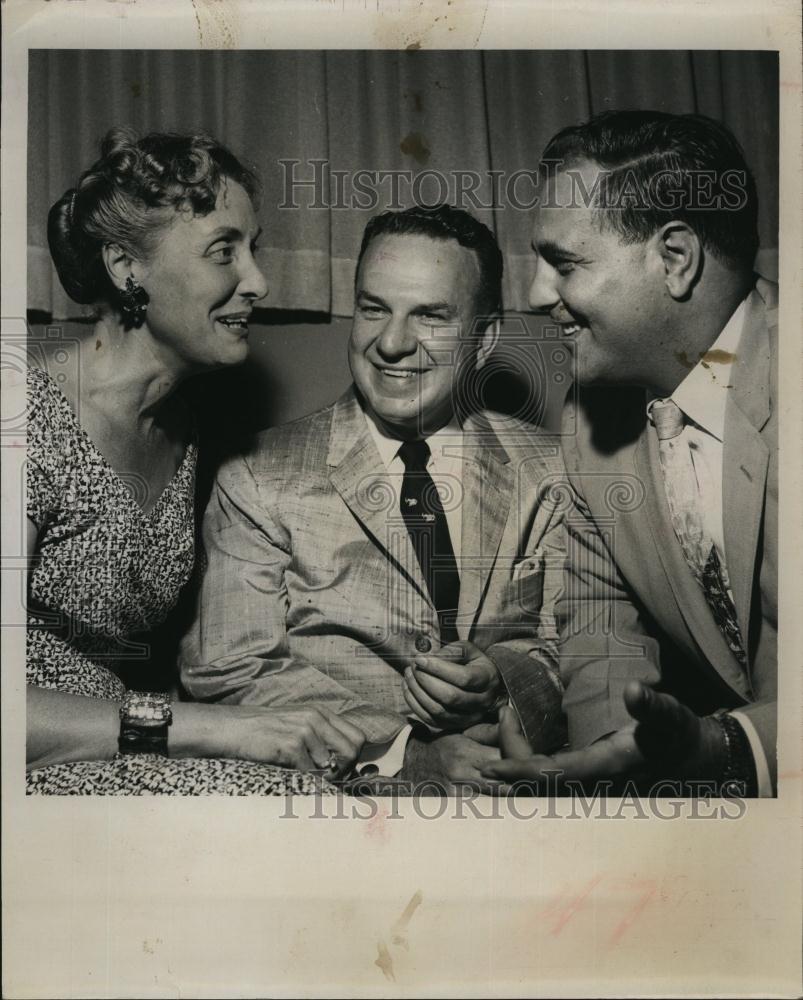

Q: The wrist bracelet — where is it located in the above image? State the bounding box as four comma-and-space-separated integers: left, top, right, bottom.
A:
118, 691, 173, 756
712, 710, 757, 797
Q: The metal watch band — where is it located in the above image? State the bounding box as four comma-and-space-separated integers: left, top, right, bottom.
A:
118, 692, 173, 757
713, 711, 757, 797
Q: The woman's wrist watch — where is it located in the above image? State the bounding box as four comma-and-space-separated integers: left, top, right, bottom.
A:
118, 691, 173, 756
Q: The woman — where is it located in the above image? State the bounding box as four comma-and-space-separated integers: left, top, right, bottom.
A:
26, 128, 364, 793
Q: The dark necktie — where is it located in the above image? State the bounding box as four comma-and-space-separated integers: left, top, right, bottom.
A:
649, 398, 747, 666
398, 439, 460, 644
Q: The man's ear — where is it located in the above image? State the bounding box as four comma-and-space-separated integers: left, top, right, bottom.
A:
475, 318, 500, 371
653, 222, 702, 299
101, 243, 142, 293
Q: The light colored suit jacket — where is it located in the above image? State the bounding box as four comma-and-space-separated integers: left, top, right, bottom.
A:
557, 278, 778, 788
180, 389, 568, 746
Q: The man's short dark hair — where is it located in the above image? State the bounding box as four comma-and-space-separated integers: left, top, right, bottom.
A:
540, 109, 760, 271
355, 204, 503, 321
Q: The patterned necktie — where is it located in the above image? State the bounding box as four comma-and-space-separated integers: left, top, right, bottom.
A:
398, 439, 460, 644
649, 398, 747, 666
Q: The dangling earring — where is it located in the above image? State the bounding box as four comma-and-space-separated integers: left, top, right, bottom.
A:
120, 276, 149, 327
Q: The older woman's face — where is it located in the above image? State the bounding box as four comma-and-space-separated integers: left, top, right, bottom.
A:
135, 179, 267, 371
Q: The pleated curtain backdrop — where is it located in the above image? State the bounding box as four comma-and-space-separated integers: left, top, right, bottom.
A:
27, 49, 778, 320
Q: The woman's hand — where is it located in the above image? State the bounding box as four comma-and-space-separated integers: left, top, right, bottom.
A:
179, 704, 366, 778
238, 706, 366, 776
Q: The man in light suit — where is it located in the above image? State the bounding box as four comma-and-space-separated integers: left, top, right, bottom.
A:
484, 110, 778, 796
180, 204, 567, 787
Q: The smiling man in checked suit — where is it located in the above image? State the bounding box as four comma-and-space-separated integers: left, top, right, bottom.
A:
179, 204, 567, 788
484, 110, 778, 797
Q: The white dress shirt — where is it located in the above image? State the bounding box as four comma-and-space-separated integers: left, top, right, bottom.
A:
366, 411, 465, 560
649, 298, 770, 796
352, 411, 466, 778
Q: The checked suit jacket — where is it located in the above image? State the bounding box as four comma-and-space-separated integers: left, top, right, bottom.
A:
179, 389, 570, 747
557, 278, 778, 789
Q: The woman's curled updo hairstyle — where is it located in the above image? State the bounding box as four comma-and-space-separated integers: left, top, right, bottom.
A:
48, 127, 260, 306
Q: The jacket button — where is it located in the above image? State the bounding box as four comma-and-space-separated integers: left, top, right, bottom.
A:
414, 634, 433, 653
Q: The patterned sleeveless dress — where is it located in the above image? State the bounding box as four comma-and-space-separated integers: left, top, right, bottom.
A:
25, 366, 333, 795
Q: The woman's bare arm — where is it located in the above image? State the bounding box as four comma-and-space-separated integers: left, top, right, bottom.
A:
25, 520, 366, 773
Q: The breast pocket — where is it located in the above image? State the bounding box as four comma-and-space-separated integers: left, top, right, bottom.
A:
510, 550, 545, 615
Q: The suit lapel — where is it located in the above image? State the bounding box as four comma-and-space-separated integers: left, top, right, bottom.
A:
327, 390, 430, 603
633, 423, 750, 697
722, 280, 774, 657
628, 279, 776, 697
457, 414, 513, 635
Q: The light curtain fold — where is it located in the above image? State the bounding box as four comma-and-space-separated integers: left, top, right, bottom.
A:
27, 49, 778, 320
